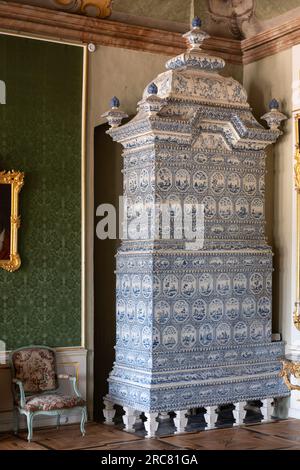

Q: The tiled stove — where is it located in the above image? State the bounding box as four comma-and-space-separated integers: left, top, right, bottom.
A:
102, 18, 289, 437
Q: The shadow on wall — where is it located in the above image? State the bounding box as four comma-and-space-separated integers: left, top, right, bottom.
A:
245, 73, 288, 335
93, 122, 123, 421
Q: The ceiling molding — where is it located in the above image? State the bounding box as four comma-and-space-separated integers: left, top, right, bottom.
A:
0, 2, 242, 64
242, 16, 300, 64
1, 1, 300, 66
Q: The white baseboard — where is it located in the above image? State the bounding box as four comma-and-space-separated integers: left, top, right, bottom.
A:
288, 408, 300, 419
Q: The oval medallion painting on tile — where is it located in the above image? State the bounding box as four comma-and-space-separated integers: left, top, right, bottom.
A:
101, 18, 289, 437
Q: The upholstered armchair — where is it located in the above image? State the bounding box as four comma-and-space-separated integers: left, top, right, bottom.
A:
10, 346, 87, 442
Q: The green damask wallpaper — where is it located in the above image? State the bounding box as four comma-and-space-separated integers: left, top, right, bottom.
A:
0, 35, 83, 349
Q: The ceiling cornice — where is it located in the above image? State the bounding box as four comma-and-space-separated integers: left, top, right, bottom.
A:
0, 1, 242, 64
242, 16, 300, 64
0, 1, 299, 66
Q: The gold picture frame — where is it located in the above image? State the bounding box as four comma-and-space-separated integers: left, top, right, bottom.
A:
0, 171, 24, 272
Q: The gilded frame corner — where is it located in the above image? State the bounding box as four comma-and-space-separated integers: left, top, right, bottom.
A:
0, 170, 24, 272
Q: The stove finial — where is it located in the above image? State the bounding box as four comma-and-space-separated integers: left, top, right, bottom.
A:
101, 96, 128, 128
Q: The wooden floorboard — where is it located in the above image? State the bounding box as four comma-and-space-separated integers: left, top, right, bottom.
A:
18, 422, 140, 450
160, 425, 300, 450
243, 420, 300, 443
0, 434, 47, 451
83, 438, 183, 451
2, 419, 300, 450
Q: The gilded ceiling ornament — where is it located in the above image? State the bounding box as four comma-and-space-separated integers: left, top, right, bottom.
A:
81, 0, 112, 18
52, 0, 81, 10
52, 0, 112, 17
54, 0, 76, 5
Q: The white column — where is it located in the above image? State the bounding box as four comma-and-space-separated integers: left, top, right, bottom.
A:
144, 412, 159, 438
103, 399, 116, 425
204, 406, 217, 430
261, 398, 274, 422
233, 401, 246, 426
123, 407, 138, 432
174, 410, 188, 434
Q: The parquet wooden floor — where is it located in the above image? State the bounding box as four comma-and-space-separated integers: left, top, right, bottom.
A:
1, 419, 300, 450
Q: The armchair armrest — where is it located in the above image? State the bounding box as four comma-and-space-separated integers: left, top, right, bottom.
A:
57, 374, 81, 398
12, 378, 26, 408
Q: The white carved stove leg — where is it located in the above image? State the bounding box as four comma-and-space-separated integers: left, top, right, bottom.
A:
123, 407, 138, 432
103, 399, 116, 425
144, 412, 159, 438
174, 410, 188, 434
233, 401, 247, 426
204, 406, 217, 430
261, 398, 274, 422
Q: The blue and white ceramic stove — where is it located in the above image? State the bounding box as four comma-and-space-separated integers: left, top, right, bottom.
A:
102, 18, 289, 437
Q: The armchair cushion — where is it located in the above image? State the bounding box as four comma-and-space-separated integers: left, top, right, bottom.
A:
21, 393, 85, 412
12, 347, 57, 393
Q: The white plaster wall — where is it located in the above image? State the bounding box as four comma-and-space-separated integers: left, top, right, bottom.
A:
244, 49, 300, 417
244, 49, 293, 344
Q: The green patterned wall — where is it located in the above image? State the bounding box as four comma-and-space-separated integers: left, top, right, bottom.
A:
0, 35, 83, 349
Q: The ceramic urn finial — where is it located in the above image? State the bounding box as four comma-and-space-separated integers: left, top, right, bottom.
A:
101, 96, 128, 128
261, 98, 287, 131
137, 82, 162, 116
183, 16, 209, 51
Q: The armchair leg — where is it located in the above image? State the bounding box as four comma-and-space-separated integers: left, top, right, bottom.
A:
80, 407, 87, 437
56, 414, 61, 429
26, 413, 33, 442
13, 408, 19, 435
